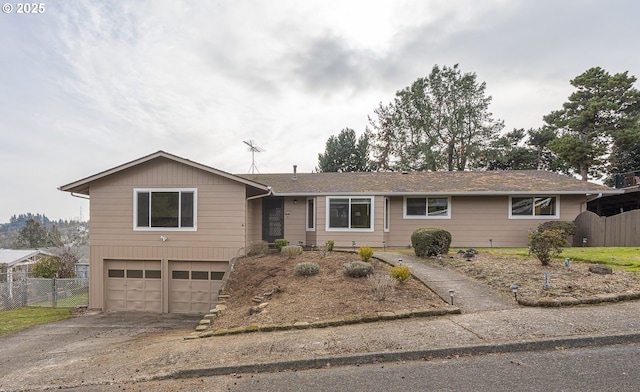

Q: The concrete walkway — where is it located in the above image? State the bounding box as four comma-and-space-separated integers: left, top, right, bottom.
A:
375, 252, 517, 313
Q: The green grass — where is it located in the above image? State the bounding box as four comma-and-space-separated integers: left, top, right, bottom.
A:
393, 246, 640, 272
0, 307, 73, 336
31, 292, 88, 308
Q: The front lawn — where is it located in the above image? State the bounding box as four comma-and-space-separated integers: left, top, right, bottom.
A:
0, 307, 73, 336
455, 247, 640, 272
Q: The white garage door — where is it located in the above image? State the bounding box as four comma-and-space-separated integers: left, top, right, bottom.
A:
169, 261, 227, 314
105, 260, 162, 312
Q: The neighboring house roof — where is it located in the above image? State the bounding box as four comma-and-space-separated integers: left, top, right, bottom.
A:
239, 170, 620, 196
59, 151, 270, 195
0, 249, 51, 268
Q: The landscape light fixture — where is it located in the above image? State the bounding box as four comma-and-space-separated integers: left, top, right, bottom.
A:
352, 241, 356, 252
510, 284, 519, 302
437, 253, 443, 266
398, 258, 403, 266
582, 237, 588, 247
564, 258, 570, 269
544, 272, 550, 289
489, 239, 493, 248
382, 240, 386, 251
448, 289, 455, 305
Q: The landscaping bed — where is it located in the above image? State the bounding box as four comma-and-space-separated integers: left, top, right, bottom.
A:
211, 251, 446, 330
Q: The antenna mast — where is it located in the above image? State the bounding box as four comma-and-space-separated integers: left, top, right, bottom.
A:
243, 140, 264, 174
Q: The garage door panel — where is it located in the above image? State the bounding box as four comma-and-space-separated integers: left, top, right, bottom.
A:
169, 261, 228, 314
105, 260, 162, 312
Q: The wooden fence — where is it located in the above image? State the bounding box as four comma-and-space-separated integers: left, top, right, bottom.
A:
573, 210, 640, 247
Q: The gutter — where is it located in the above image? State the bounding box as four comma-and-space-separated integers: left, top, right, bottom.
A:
246, 186, 272, 201
71, 192, 90, 200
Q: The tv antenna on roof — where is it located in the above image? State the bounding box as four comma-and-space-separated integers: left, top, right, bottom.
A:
243, 140, 264, 174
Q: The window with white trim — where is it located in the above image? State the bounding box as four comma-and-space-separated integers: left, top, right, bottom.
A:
306, 198, 315, 231
326, 196, 374, 231
384, 197, 390, 232
403, 196, 450, 219
134, 189, 197, 230
510, 196, 558, 218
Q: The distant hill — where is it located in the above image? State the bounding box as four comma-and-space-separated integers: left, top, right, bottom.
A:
0, 213, 88, 249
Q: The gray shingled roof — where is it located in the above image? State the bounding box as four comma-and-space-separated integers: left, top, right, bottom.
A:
238, 170, 617, 195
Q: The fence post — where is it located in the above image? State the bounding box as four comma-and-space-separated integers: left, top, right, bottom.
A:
52, 276, 57, 308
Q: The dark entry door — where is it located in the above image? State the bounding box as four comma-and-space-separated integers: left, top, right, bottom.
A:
262, 197, 284, 243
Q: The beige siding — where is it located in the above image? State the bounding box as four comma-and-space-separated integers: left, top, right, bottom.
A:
283, 197, 307, 246
88, 158, 247, 312
387, 194, 586, 248
246, 198, 262, 245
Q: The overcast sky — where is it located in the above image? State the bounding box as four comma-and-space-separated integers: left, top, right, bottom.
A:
1, 0, 639, 223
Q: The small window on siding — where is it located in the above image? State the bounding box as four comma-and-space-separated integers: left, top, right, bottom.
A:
211, 271, 225, 280
384, 197, 390, 232
404, 197, 451, 219
306, 198, 315, 231
510, 196, 558, 218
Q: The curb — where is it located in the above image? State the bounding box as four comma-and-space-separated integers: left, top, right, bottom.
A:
164, 332, 640, 380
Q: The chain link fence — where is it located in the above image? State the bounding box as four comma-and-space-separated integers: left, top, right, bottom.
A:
0, 273, 89, 311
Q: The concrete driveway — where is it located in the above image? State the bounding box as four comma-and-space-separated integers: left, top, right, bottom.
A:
0, 310, 200, 391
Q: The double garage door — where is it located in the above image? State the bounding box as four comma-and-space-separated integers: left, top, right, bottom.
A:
105, 260, 227, 314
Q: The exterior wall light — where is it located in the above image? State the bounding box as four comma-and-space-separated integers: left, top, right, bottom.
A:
448, 289, 455, 305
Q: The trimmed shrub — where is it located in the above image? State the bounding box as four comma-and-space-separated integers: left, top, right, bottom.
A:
247, 240, 269, 256
343, 261, 373, 278
537, 221, 576, 241
358, 246, 374, 261
281, 245, 303, 259
325, 240, 335, 252
368, 273, 396, 301
389, 265, 411, 282
294, 262, 320, 276
528, 229, 566, 266
274, 239, 288, 251
411, 228, 452, 257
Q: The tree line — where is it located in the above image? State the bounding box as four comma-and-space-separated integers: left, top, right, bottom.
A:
317, 65, 640, 183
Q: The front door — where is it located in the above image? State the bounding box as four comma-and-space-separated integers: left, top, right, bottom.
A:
262, 197, 284, 244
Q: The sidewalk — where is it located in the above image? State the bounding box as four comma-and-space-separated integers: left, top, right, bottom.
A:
374, 252, 517, 313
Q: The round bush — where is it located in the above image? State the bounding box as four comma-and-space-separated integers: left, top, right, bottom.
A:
411, 228, 452, 257
294, 262, 320, 276
343, 261, 373, 278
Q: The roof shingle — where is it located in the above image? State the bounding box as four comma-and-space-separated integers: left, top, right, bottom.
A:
239, 170, 617, 195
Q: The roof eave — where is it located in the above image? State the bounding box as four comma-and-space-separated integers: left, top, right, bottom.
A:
271, 190, 622, 196
59, 151, 270, 194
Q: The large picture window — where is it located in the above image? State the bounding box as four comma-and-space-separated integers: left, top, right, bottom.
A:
404, 196, 450, 219
134, 189, 197, 230
326, 196, 374, 231
510, 196, 558, 218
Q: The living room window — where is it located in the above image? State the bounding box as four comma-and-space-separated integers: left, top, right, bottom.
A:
510, 196, 558, 218
134, 188, 197, 230
326, 196, 374, 231
404, 196, 450, 219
